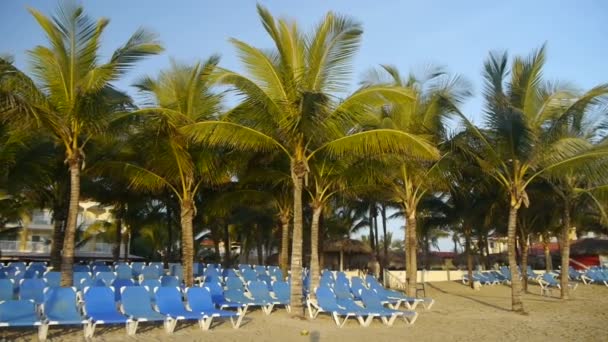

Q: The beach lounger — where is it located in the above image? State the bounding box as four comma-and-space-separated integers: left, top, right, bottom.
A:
186, 287, 242, 329
155, 286, 204, 333
42, 272, 61, 288
83, 286, 134, 337
248, 280, 289, 314
120, 286, 167, 334
19, 278, 46, 305
307, 287, 365, 327
40, 287, 88, 341
0, 279, 14, 301
0, 300, 43, 339
360, 289, 417, 326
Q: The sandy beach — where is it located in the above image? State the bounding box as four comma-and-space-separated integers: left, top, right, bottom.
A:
3, 281, 607, 342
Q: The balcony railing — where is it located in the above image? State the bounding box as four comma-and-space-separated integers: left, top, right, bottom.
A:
0, 240, 116, 254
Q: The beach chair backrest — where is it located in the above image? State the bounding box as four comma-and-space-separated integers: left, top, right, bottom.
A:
73, 264, 90, 273
160, 275, 179, 287
224, 288, 247, 303
0, 299, 38, 324
95, 272, 117, 286
19, 278, 46, 304
272, 281, 290, 302
186, 287, 214, 312
43, 287, 80, 319
121, 286, 154, 316
242, 269, 257, 283
83, 286, 116, 315
248, 280, 271, 300
333, 280, 352, 300
225, 276, 244, 290
316, 287, 340, 311
155, 287, 184, 313
43, 271, 61, 288
204, 282, 224, 304
115, 265, 132, 280
360, 288, 385, 310
0, 279, 14, 301
111, 278, 134, 301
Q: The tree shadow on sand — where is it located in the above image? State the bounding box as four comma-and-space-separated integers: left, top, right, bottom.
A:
427, 282, 513, 312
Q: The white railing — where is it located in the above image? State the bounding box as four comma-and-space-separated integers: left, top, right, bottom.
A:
0, 240, 116, 254
0, 240, 50, 253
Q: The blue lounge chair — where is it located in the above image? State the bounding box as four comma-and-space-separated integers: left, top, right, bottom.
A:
204, 282, 245, 313
43, 272, 61, 288
367, 277, 434, 310
539, 273, 578, 295
155, 287, 203, 333
92, 265, 112, 274
307, 287, 365, 327
225, 276, 245, 291
83, 286, 134, 337
248, 280, 288, 314
95, 272, 117, 286
0, 300, 44, 339
0, 279, 14, 301
19, 278, 46, 305
115, 265, 133, 280
271, 281, 291, 312
360, 289, 417, 326
186, 287, 242, 329
73, 265, 90, 273
160, 275, 180, 287
241, 269, 257, 283
582, 269, 608, 286
120, 286, 167, 333
130, 262, 145, 277
40, 287, 88, 340
112, 279, 135, 302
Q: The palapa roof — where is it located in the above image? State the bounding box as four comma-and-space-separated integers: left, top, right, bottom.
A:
323, 238, 372, 254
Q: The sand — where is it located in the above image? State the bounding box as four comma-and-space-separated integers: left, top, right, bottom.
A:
3, 281, 607, 342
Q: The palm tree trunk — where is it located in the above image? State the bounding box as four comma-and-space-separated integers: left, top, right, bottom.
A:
368, 205, 375, 252
477, 233, 487, 270
507, 203, 524, 313
279, 212, 290, 276
113, 217, 122, 263
256, 224, 264, 265
405, 209, 417, 297
465, 228, 474, 289
181, 198, 195, 287
212, 228, 221, 261
381, 205, 388, 266
50, 209, 66, 271
60, 157, 81, 287
309, 203, 322, 297
290, 163, 305, 315
223, 224, 231, 268
543, 235, 552, 272
520, 234, 529, 292
373, 208, 379, 256
560, 201, 571, 299
166, 201, 172, 266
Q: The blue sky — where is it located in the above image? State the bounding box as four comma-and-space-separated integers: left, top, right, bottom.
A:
1, 0, 607, 251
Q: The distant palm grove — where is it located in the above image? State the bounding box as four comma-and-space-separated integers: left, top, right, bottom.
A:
1, 2, 608, 313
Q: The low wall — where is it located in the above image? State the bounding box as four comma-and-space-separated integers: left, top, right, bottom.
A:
385, 270, 465, 288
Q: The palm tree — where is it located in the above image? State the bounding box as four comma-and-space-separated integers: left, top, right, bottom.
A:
183, 5, 437, 313
0, 3, 162, 285
108, 58, 227, 286
456, 45, 608, 312
361, 64, 470, 296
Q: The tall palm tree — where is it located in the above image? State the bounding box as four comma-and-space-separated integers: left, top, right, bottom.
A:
0, 3, 162, 285
362, 64, 470, 296
108, 58, 227, 286
456, 45, 608, 312
183, 5, 437, 313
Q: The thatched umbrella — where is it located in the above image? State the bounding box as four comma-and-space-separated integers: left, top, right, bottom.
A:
323, 238, 372, 271
570, 238, 608, 256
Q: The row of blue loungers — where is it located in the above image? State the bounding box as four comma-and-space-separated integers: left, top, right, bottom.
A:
462, 266, 583, 294
0, 262, 434, 339
306, 272, 434, 328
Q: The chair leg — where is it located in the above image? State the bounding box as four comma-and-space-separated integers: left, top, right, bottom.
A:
424, 298, 435, 310
38, 324, 49, 342
199, 317, 213, 331
361, 315, 374, 327
164, 318, 178, 334
385, 314, 398, 327
405, 312, 418, 325
127, 320, 139, 335
231, 314, 243, 329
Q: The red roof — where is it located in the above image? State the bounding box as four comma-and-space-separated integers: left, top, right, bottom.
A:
529, 242, 560, 255
429, 252, 456, 258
